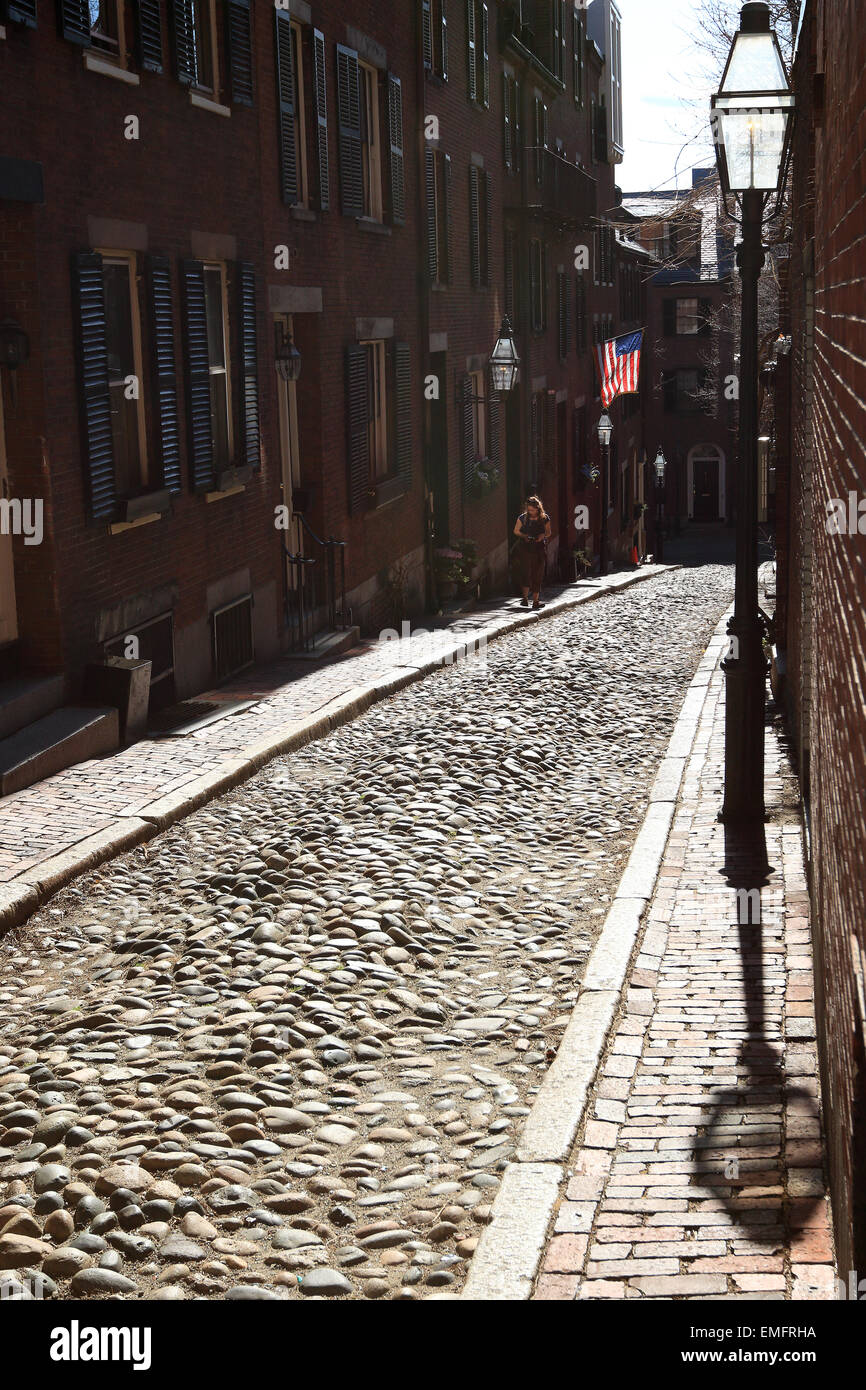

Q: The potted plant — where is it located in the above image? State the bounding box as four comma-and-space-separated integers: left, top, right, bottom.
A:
467, 457, 502, 499
434, 547, 464, 599
573, 546, 593, 580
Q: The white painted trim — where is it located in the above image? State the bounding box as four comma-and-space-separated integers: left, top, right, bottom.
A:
190, 92, 231, 118
84, 52, 140, 84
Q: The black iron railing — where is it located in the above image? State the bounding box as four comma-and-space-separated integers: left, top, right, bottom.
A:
283, 514, 348, 652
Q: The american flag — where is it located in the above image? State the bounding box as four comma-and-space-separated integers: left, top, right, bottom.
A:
594, 330, 643, 408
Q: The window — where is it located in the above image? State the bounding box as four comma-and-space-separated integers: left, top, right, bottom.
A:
187, 0, 217, 91
466, 1, 489, 106
677, 297, 699, 335
422, 0, 448, 80
361, 340, 388, 480
102, 254, 147, 497
533, 96, 549, 186
503, 72, 521, 172
358, 61, 383, 221
504, 227, 519, 325
203, 264, 232, 472
530, 238, 547, 333
346, 340, 412, 510
573, 7, 584, 107
469, 165, 491, 288
426, 147, 451, 283
663, 368, 708, 413
469, 370, 487, 459
89, 0, 121, 56
575, 274, 587, 354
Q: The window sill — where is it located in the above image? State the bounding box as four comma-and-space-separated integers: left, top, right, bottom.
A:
205, 464, 252, 502
109, 511, 163, 536
125, 488, 171, 523
190, 91, 231, 118
355, 217, 391, 236
84, 52, 140, 85
290, 206, 317, 222
371, 476, 408, 509
0, 24, 6, 38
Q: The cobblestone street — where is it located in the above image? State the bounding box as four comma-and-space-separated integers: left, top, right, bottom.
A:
0, 566, 738, 1300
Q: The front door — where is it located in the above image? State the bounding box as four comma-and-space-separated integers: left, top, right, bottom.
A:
428, 351, 449, 545
0, 378, 18, 646
693, 456, 718, 522
275, 313, 302, 570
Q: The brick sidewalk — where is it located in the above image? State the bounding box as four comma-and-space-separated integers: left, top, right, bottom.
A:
533, 660, 835, 1301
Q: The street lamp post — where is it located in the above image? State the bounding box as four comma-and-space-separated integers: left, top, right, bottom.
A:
654, 448, 667, 563
597, 412, 612, 577
711, 0, 795, 821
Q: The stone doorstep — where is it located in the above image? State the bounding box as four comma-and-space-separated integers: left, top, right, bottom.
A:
463, 603, 734, 1301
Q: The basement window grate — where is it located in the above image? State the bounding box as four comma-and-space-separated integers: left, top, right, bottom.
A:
212, 594, 254, 683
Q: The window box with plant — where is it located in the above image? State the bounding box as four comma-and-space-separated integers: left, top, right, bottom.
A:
466, 455, 500, 499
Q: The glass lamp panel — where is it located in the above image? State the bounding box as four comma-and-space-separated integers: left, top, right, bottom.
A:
717, 106, 791, 191
720, 31, 788, 94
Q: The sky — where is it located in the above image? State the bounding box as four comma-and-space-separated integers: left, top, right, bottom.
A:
616, 0, 723, 197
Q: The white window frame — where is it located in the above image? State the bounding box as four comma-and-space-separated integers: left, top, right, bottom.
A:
202, 261, 234, 470
98, 248, 148, 494
359, 60, 383, 222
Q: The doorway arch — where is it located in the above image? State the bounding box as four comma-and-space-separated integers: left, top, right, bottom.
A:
687, 444, 726, 521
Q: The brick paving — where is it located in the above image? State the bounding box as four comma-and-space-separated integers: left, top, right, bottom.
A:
532, 658, 835, 1301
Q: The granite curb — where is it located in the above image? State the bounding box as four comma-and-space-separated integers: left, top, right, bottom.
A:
460, 602, 733, 1301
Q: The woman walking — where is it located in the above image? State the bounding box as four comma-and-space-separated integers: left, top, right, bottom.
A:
513, 495, 551, 609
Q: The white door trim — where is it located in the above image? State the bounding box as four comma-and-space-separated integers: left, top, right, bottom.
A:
0, 377, 18, 646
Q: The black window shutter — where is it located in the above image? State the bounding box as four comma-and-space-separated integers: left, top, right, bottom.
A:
530, 393, 539, 474
480, 2, 489, 107
443, 153, 452, 281
422, 0, 433, 70
503, 71, 512, 170
504, 230, 515, 324
226, 0, 254, 107
466, 0, 476, 103
488, 389, 500, 470
336, 45, 363, 218
147, 255, 182, 494
572, 8, 581, 104
425, 147, 438, 283
529, 241, 539, 331
72, 251, 115, 521
663, 299, 676, 336
440, 0, 448, 80
7, 0, 38, 28
469, 165, 481, 288
393, 341, 412, 489
180, 258, 214, 490
134, 0, 164, 73
238, 262, 260, 470
275, 12, 299, 206
172, 0, 196, 84
58, 0, 90, 44
699, 298, 713, 336
346, 344, 370, 515
484, 170, 492, 287
313, 29, 330, 212
513, 77, 522, 171
387, 74, 406, 227
460, 374, 474, 488
662, 371, 676, 413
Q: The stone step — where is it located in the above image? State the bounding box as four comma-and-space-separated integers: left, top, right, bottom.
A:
0, 674, 64, 741
290, 626, 361, 661
0, 705, 119, 796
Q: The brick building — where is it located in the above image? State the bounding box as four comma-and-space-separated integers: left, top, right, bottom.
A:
621, 170, 737, 539
0, 0, 647, 772
772, 0, 866, 1277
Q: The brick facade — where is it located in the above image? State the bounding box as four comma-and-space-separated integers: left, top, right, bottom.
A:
777, 0, 866, 1277
1, 0, 647, 704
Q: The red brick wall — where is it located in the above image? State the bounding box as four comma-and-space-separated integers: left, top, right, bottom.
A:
786, 0, 866, 1276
